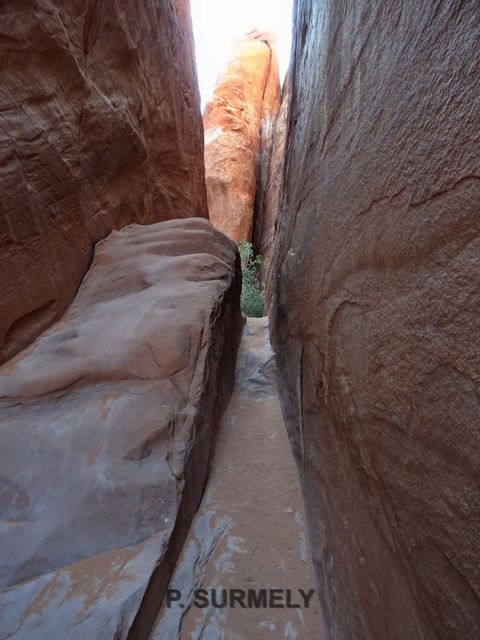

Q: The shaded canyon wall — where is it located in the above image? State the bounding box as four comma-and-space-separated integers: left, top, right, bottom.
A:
203, 30, 281, 243
270, 1, 480, 639
257, 76, 289, 272
0, 0, 207, 365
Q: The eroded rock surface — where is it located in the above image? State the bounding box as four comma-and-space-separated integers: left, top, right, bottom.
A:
270, 1, 480, 639
257, 77, 289, 288
0, 218, 242, 640
203, 31, 281, 243
0, 0, 207, 365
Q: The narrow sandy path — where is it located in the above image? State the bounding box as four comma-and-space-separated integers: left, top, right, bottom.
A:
151, 318, 328, 639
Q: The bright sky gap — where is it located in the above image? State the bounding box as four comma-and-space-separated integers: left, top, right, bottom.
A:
190, 0, 294, 107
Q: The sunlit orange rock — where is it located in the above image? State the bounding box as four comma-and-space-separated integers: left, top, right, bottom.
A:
203, 31, 281, 243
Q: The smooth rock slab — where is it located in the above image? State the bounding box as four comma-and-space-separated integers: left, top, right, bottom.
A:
0, 218, 243, 640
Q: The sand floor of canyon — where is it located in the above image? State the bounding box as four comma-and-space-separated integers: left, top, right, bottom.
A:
152, 317, 328, 640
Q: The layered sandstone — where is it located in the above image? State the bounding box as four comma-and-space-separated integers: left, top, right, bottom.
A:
270, 1, 480, 639
0, 0, 207, 366
0, 218, 243, 640
203, 30, 281, 243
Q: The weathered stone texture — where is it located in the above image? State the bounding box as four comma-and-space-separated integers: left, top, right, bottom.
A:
0, 218, 242, 640
0, 0, 207, 365
258, 76, 289, 283
203, 31, 281, 243
252, 47, 283, 259
270, 1, 480, 639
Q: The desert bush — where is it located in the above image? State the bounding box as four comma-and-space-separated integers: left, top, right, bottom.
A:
238, 241, 265, 317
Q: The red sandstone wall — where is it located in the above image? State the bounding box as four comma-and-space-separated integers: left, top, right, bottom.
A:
203, 31, 281, 244
0, 0, 207, 364
270, 1, 480, 638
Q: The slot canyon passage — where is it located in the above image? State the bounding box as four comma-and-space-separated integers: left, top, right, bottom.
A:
0, 1, 478, 640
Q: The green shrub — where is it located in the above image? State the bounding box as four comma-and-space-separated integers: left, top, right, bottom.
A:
238, 241, 265, 317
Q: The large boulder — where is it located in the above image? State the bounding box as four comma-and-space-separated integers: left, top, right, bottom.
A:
270, 1, 480, 639
203, 30, 281, 243
0, 218, 243, 640
0, 0, 207, 365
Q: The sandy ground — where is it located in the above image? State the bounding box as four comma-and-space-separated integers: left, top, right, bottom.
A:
151, 317, 328, 639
